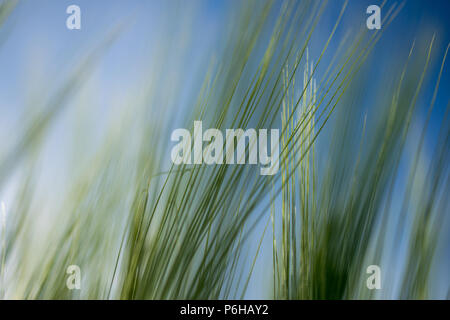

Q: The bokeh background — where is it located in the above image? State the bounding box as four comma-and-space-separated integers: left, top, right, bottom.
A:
0, 0, 448, 299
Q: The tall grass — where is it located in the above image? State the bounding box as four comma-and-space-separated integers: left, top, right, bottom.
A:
273, 33, 449, 299
0, 0, 448, 300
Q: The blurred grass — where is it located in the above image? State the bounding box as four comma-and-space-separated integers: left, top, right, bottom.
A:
272, 31, 449, 299
0, 0, 448, 300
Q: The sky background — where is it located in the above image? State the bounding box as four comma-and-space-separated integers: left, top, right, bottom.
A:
0, 0, 448, 299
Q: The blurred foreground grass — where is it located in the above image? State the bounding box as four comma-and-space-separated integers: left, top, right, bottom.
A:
0, 0, 448, 299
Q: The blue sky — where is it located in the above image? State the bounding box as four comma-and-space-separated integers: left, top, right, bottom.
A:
0, 0, 448, 299
1, 0, 448, 132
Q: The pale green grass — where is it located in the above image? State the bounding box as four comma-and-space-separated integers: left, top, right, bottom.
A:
0, 0, 448, 300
